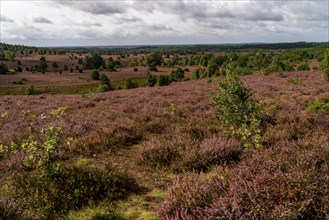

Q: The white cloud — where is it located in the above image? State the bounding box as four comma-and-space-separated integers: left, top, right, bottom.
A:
1, 0, 328, 46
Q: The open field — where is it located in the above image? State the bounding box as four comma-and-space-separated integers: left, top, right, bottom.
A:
0, 42, 329, 219
0, 52, 200, 95
1, 68, 329, 219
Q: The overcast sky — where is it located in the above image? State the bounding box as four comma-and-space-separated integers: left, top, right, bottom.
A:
0, 0, 328, 47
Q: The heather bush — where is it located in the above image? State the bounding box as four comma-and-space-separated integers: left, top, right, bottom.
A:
209, 71, 269, 149
159, 168, 229, 219
138, 138, 183, 168
160, 143, 329, 219
181, 137, 242, 171
75, 125, 144, 155
14, 163, 138, 218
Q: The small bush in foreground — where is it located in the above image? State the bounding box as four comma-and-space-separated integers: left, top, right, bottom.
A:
0, 104, 71, 170
14, 164, 138, 218
159, 168, 229, 219
209, 71, 268, 149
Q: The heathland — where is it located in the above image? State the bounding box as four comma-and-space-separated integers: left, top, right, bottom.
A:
0, 42, 328, 219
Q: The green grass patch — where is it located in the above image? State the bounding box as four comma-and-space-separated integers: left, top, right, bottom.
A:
288, 77, 301, 85
307, 98, 329, 115
0, 78, 149, 96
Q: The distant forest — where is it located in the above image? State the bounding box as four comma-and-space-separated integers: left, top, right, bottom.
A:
1, 41, 328, 57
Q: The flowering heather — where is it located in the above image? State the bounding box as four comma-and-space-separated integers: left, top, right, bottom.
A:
0, 71, 329, 218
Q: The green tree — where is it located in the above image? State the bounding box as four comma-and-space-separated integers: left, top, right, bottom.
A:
91, 69, 100, 80
52, 62, 59, 69
147, 73, 157, 86
170, 68, 185, 81
209, 66, 269, 149
83, 53, 104, 70
146, 52, 163, 71
98, 74, 112, 92
0, 62, 9, 74
38, 56, 48, 73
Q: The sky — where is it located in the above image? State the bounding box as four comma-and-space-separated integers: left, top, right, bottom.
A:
0, 0, 328, 47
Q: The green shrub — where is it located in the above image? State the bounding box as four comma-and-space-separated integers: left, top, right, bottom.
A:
209, 69, 269, 149
0, 105, 71, 169
147, 73, 157, 86
97, 84, 111, 92
14, 66, 22, 72
297, 63, 310, 71
157, 75, 171, 86
191, 69, 200, 79
14, 164, 137, 218
307, 98, 329, 115
288, 77, 301, 85
125, 78, 138, 89
0, 62, 9, 74
25, 85, 39, 95
170, 68, 185, 81
98, 74, 112, 92
12, 78, 27, 85
91, 69, 100, 80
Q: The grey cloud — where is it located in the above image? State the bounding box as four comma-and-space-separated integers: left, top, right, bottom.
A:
53, 1, 127, 15
33, 16, 53, 24
1, 15, 14, 23
241, 12, 283, 22
153, 1, 235, 20
121, 16, 143, 23
76, 21, 102, 27
150, 24, 173, 31
208, 23, 231, 30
